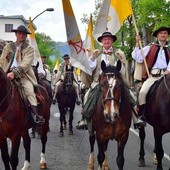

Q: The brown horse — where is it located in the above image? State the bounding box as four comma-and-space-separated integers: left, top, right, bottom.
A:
0, 68, 50, 170
56, 65, 77, 137
138, 75, 170, 170
88, 61, 132, 170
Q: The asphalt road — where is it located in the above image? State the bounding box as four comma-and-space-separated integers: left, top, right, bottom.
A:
0, 104, 170, 170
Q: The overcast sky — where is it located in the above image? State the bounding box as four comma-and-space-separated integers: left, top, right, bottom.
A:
0, 0, 95, 42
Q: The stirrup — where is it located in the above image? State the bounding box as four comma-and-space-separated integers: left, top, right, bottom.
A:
134, 119, 146, 129
76, 120, 87, 130
34, 115, 45, 124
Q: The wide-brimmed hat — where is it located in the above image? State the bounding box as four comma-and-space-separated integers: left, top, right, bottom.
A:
152, 26, 170, 37
97, 32, 117, 42
11, 25, 31, 34
62, 54, 70, 59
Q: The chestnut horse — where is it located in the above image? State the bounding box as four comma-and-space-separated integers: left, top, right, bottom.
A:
55, 65, 77, 137
138, 75, 170, 170
0, 68, 50, 170
87, 61, 132, 170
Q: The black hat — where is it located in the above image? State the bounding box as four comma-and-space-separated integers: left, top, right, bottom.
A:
41, 55, 46, 58
97, 32, 117, 42
152, 26, 170, 37
11, 25, 31, 34
62, 54, 70, 59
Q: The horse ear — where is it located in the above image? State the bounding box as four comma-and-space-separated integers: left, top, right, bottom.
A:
36, 61, 39, 69
116, 60, 122, 72
101, 61, 106, 72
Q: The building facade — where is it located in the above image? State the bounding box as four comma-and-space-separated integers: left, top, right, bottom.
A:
0, 15, 36, 42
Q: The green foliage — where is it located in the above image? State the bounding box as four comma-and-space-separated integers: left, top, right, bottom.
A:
35, 33, 61, 71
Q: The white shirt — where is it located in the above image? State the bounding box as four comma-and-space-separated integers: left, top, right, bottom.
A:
132, 43, 170, 71
88, 47, 114, 73
11, 46, 20, 68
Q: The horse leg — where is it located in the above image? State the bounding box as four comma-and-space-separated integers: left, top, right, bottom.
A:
68, 105, 75, 135
138, 127, 146, 167
88, 134, 95, 170
102, 140, 109, 170
21, 130, 31, 170
39, 133, 48, 169
154, 129, 164, 170
59, 105, 65, 137
30, 127, 35, 139
1, 138, 11, 170
96, 135, 105, 170
116, 133, 129, 170
10, 136, 21, 170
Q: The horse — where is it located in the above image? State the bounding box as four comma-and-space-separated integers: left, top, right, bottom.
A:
32, 62, 53, 107
0, 68, 50, 170
138, 74, 170, 170
87, 61, 132, 170
55, 65, 77, 137
31, 62, 52, 138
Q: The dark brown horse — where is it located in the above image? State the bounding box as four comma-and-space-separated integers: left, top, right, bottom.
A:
55, 65, 77, 137
0, 68, 50, 170
87, 61, 132, 170
138, 75, 170, 170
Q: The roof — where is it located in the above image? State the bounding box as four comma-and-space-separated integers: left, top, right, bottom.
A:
0, 15, 37, 30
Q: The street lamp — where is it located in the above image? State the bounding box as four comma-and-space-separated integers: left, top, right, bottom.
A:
31, 8, 54, 22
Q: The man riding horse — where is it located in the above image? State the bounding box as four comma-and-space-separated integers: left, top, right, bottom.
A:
0, 25, 45, 124
132, 26, 170, 115
76, 31, 145, 130
52, 54, 81, 105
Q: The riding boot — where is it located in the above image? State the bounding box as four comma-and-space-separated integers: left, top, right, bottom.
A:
30, 105, 45, 124
132, 105, 146, 129
76, 107, 88, 130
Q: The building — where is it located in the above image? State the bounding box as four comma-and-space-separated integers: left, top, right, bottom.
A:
0, 15, 36, 43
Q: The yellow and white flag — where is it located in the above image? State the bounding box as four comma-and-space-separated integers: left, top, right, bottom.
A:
53, 59, 59, 72
28, 17, 44, 74
62, 0, 92, 75
93, 0, 133, 40
83, 14, 95, 58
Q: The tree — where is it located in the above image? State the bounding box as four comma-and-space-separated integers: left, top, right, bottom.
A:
35, 33, 61, 72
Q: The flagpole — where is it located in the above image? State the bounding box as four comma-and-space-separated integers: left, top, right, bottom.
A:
132, 15, 150, 78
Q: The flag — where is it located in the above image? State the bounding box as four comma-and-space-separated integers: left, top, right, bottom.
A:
93, 0, 133, 40
62, 0, 92, 75
53, 59, 59, 72
83, 14, 95, 57
28, 17, 44, 74
76, 68, 81, 76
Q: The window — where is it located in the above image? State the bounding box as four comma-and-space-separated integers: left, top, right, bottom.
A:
5, 24, 13, 32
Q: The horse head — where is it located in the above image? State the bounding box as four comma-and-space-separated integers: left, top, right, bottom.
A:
64, 65, 74, 93
100, 60, 122, 123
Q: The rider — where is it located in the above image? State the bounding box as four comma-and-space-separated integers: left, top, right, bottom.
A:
52, 54, 81, 105
40, 55, 52, 83
0, 25, 45, 124
132, 26, 170, 114
76, 31, 145, 130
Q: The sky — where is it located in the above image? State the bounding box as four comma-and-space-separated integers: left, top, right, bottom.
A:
0, 0, 96, 42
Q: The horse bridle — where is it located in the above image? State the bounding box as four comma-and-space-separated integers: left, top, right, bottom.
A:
102, 73, 120, 104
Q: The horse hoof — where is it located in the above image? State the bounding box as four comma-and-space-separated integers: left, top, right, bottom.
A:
40, 162, 47, 169
59, 132, 64, 137
63, 125, 67, 130
68, 131, 73, 135
138, 158, 145, 167
30, 133, 35, 139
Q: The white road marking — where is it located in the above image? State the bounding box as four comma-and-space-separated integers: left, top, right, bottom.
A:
130, 128, 170, 161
